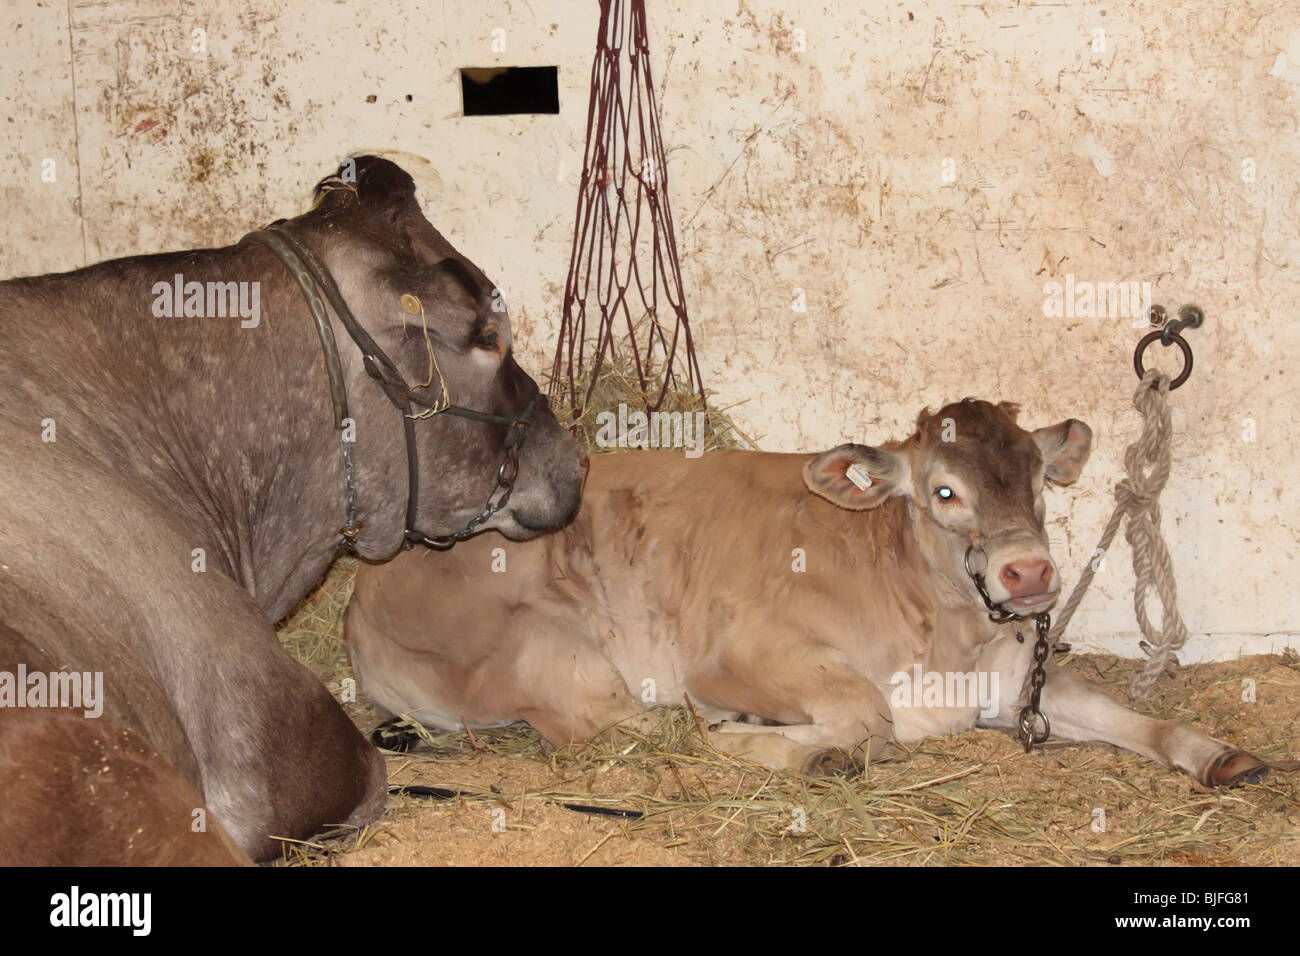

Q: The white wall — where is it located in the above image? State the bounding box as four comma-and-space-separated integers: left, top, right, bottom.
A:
3, 0, 1298, 661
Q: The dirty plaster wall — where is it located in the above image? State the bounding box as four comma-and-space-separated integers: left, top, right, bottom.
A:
2, 0, 1298, 662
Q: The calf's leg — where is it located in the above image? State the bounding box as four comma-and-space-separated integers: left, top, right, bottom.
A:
979, 638, 1266, 787
690, 643, 894, 773
1037, 668, 1266, 787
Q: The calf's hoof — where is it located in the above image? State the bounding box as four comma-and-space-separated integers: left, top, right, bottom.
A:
1206, 750, 1268, 788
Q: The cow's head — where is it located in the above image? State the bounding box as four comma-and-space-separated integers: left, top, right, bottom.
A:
289, 156, 584, 554
803, 399, 1091, 615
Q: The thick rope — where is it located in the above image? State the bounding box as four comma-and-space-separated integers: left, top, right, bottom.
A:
1051, 369, 1188, 699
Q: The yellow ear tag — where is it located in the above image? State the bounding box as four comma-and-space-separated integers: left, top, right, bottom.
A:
400, 294, 421, 314
846, 463, 875, 491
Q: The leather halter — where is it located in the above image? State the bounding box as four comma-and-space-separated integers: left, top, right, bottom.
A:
240, 222, 539, 551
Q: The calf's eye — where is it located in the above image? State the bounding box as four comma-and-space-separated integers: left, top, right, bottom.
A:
935, 486, 957, 502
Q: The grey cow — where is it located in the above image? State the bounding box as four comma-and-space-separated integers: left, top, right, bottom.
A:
0, 156, 584, 863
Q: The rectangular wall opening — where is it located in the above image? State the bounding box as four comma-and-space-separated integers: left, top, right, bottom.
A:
460, 67, 560, 116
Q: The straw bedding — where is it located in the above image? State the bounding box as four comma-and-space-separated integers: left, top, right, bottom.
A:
274, 359, 1298, 866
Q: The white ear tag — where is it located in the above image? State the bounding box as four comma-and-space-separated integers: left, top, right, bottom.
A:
845, 463, 875, 491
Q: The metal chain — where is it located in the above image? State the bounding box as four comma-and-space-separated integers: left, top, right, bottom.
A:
964, 546, 1018, 624
965, 544, 1052, 752
414, 424, 526, 550
1016, 613, 1052, 752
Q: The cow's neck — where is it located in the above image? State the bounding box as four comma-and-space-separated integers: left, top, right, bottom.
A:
45, 247, 407, 619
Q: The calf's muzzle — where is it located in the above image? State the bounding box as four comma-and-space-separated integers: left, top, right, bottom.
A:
999, 557, 1054, 599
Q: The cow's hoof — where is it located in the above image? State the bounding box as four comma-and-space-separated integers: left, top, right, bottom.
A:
804, 748, 859, 777
1207, 750, 1268, 788
371, 719, 420, 753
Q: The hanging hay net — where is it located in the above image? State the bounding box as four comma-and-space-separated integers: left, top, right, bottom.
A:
549, 0, 733, 447
561, 338, 755, 454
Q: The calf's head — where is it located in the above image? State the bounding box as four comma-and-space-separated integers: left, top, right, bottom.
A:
290, 156, 584, 552
804, 399, 1091, 615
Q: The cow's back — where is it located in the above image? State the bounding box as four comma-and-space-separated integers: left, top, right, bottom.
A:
573, 451, 927, 697
351, 448, 843, 658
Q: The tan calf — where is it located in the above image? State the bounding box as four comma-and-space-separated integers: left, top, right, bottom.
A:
346, 399, 1267, 787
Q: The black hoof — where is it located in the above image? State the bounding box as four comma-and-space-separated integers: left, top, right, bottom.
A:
1207, 750, 1269, 788
371, 718, 420, 753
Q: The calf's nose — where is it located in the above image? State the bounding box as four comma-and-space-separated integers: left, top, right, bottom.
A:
998, 558, 1053, 597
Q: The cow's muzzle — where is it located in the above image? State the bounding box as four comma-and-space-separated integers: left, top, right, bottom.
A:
963, 544, 1050, 623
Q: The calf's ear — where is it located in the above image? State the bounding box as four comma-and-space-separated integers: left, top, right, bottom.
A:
803, 444, 911, 510
1034, 419, 1092, 484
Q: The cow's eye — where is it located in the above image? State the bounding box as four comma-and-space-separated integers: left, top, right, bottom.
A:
474, 330, 499, 351
935, 486, 957, 502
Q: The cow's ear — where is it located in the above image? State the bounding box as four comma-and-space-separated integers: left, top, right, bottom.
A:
1034, 419, 1092, 484
803, 444, 911, 510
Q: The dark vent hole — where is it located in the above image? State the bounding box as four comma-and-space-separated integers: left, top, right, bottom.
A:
460, 67, 559, 116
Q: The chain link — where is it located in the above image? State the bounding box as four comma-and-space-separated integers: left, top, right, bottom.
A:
1015, 612, 1052, 752
417, 422, 526, 550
